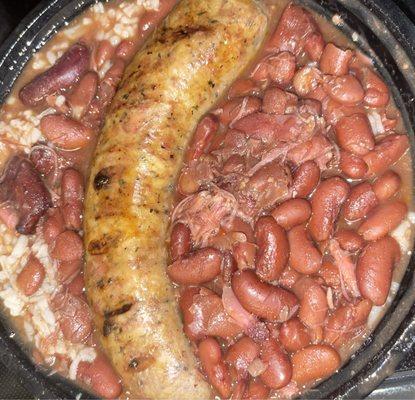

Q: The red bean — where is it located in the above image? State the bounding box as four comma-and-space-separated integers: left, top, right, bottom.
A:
343, 182, 378, 221
304, 32, 325, 61
356, 236, 400, 305
199, 337, 232, 398
324, 74, 365, 105
232, 270, 298, 322
363, 134, 409, 176
167, 247, 222, 285
358, 201, 408, 241
67, 273, 85, 296
309, 177, 350, 242
251, 52, 296, 86
320, 43, 353, 76
335, 114, 375, 156
271, 199, 311, 230
373, 170, 401, 202
291, 345, 341, 385
259, 339, 292, 389
292, 160, 320, 198
43, 208, 65, 246
288, 224, 322, 274
318, 260, 341, 291
19, 43, 90, 107
233, 242, 257, 271
223, 217, 255, 243
68, 71, 98, 119
335, 229, 365, 252
51, 230, 83, 262
16, 256, 45, 296
243, 379, 270, 399
93, 40, 114, 69
170, 223, 191, 261
293, 66, 321, 97
29, 146, 57, 176
254, 216, 289, 282
357, 67, 390, 108
57, 259, 82, 284
115, 40, 136, 61
61, 168, 84, 230
225, 336, 259, 373
40, 114, 92, 150
77, 354, 122, 399
220, 97, 262, 126
339, 151, 368, 179
293, 277, 328, 329
228, 79, 260, 99
279, 318, 311, 353
186, 115, 218, 162
278, 267, 301, 290
262, 87, 287, 114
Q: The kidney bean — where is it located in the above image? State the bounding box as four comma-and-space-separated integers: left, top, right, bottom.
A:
279, 318, 311, 353
167, 247, 222, 285
57, 259, 82, 283
222, 217, 255, 243
262, 87, 287, 114
67, 273, 85, 296
185, 115, 219, 162
61, 168, 84, 230
298, 98, 322, 116
322, 96, 365, 126
115, 39, 136, 61
179, 287, 203, 341
271, 199, 311, 230
170, 223, 191, 261
324, 299, 372, 347
357, 67, 389, 107
228, 79, 260, 99
51, 292, 92, 343
356, 236, 400, 305
309, 177, 350, 242
278, 266, 301, 289
51, 230, 83, 262
232, 270, 298, 322
291, 344, 341, 385
16, 256, 45, 296
292, 160, 320, 198
342, 182, 378, 221
243, 379, 270, 399
324, 74, 365, 105
363, 134, 409, 176
251, 52, 296, 86
335, 229, 365, 252
198, 337, 232, 398
43, 207, 65, 246
225, 336, 259, 373
293, 66, 321, 97
358, 201, 407, 241
304, 32, 325, 61
339, 151, 368, 179
318, 260, 341, 291
259, 339, 292, 389
40, 114, 92, 150
19, 43, 90, 107
233, 242, 257, 271
93, 40, 114, 69
30, 146, 58, 177
254, 216, 289, 282
288, 224, 322, 274
68, 71, 98, 120
77, 354, 122, 399
293, 277, 328, 329
320, 43, 353, 76
220, 97, 262, 126
373, 170, 401, 202
335, 114, 375, 156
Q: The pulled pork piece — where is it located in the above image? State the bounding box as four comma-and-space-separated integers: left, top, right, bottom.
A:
0, 155, 52, 234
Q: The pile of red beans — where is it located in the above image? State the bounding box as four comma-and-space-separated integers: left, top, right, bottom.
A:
166, 3, 410, 398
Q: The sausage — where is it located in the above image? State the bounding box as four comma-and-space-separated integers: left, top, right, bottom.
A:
356, 236, 400, 305
83, 2, 268, 398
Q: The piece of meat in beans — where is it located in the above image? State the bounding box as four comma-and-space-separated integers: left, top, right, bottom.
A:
319, 43, 353, 76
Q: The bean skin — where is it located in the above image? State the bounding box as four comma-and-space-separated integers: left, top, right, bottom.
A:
358, 201, 408, 241
288, 224, 322, 274
292, 160, 320, 198
372, 171, 401, 202
225, 336, 259, 373
16, 256, 45, 296
335, 114, 375, 156
291, 345, 341, 386
271, 199, 311, 230
170, 223, 191, 261
279, 318, 311, 353
342, 182, 378, 222
167, 247, 222, 285
320, 43, 353, 76
356, 236, 400, 305
334, 228, 365, 252
259, 339, 292, 389
254, 216, 289, 282
198, 337, 232, 399
309, 177, 350, 242
339, 151, 368, 179
232, 270, 298, 322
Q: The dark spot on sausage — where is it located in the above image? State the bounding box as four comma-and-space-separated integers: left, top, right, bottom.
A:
94, 169, 111, 190
104, 303, 132, 318
128, 355, 155, 372
88, 232, 121, 255
103, 319, 114, 337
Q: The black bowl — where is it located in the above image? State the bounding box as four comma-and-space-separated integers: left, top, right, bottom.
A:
0, 0, 415, 398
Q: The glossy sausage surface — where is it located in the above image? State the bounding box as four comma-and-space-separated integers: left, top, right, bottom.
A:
83, 1, 268, 398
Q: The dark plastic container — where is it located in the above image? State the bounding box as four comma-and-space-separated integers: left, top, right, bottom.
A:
0, 0, 414, 398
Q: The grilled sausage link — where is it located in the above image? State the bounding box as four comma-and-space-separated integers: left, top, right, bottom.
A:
84, 1, 268, 398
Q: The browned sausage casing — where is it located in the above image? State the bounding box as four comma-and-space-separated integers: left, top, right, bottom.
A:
83, 1, 268, 398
